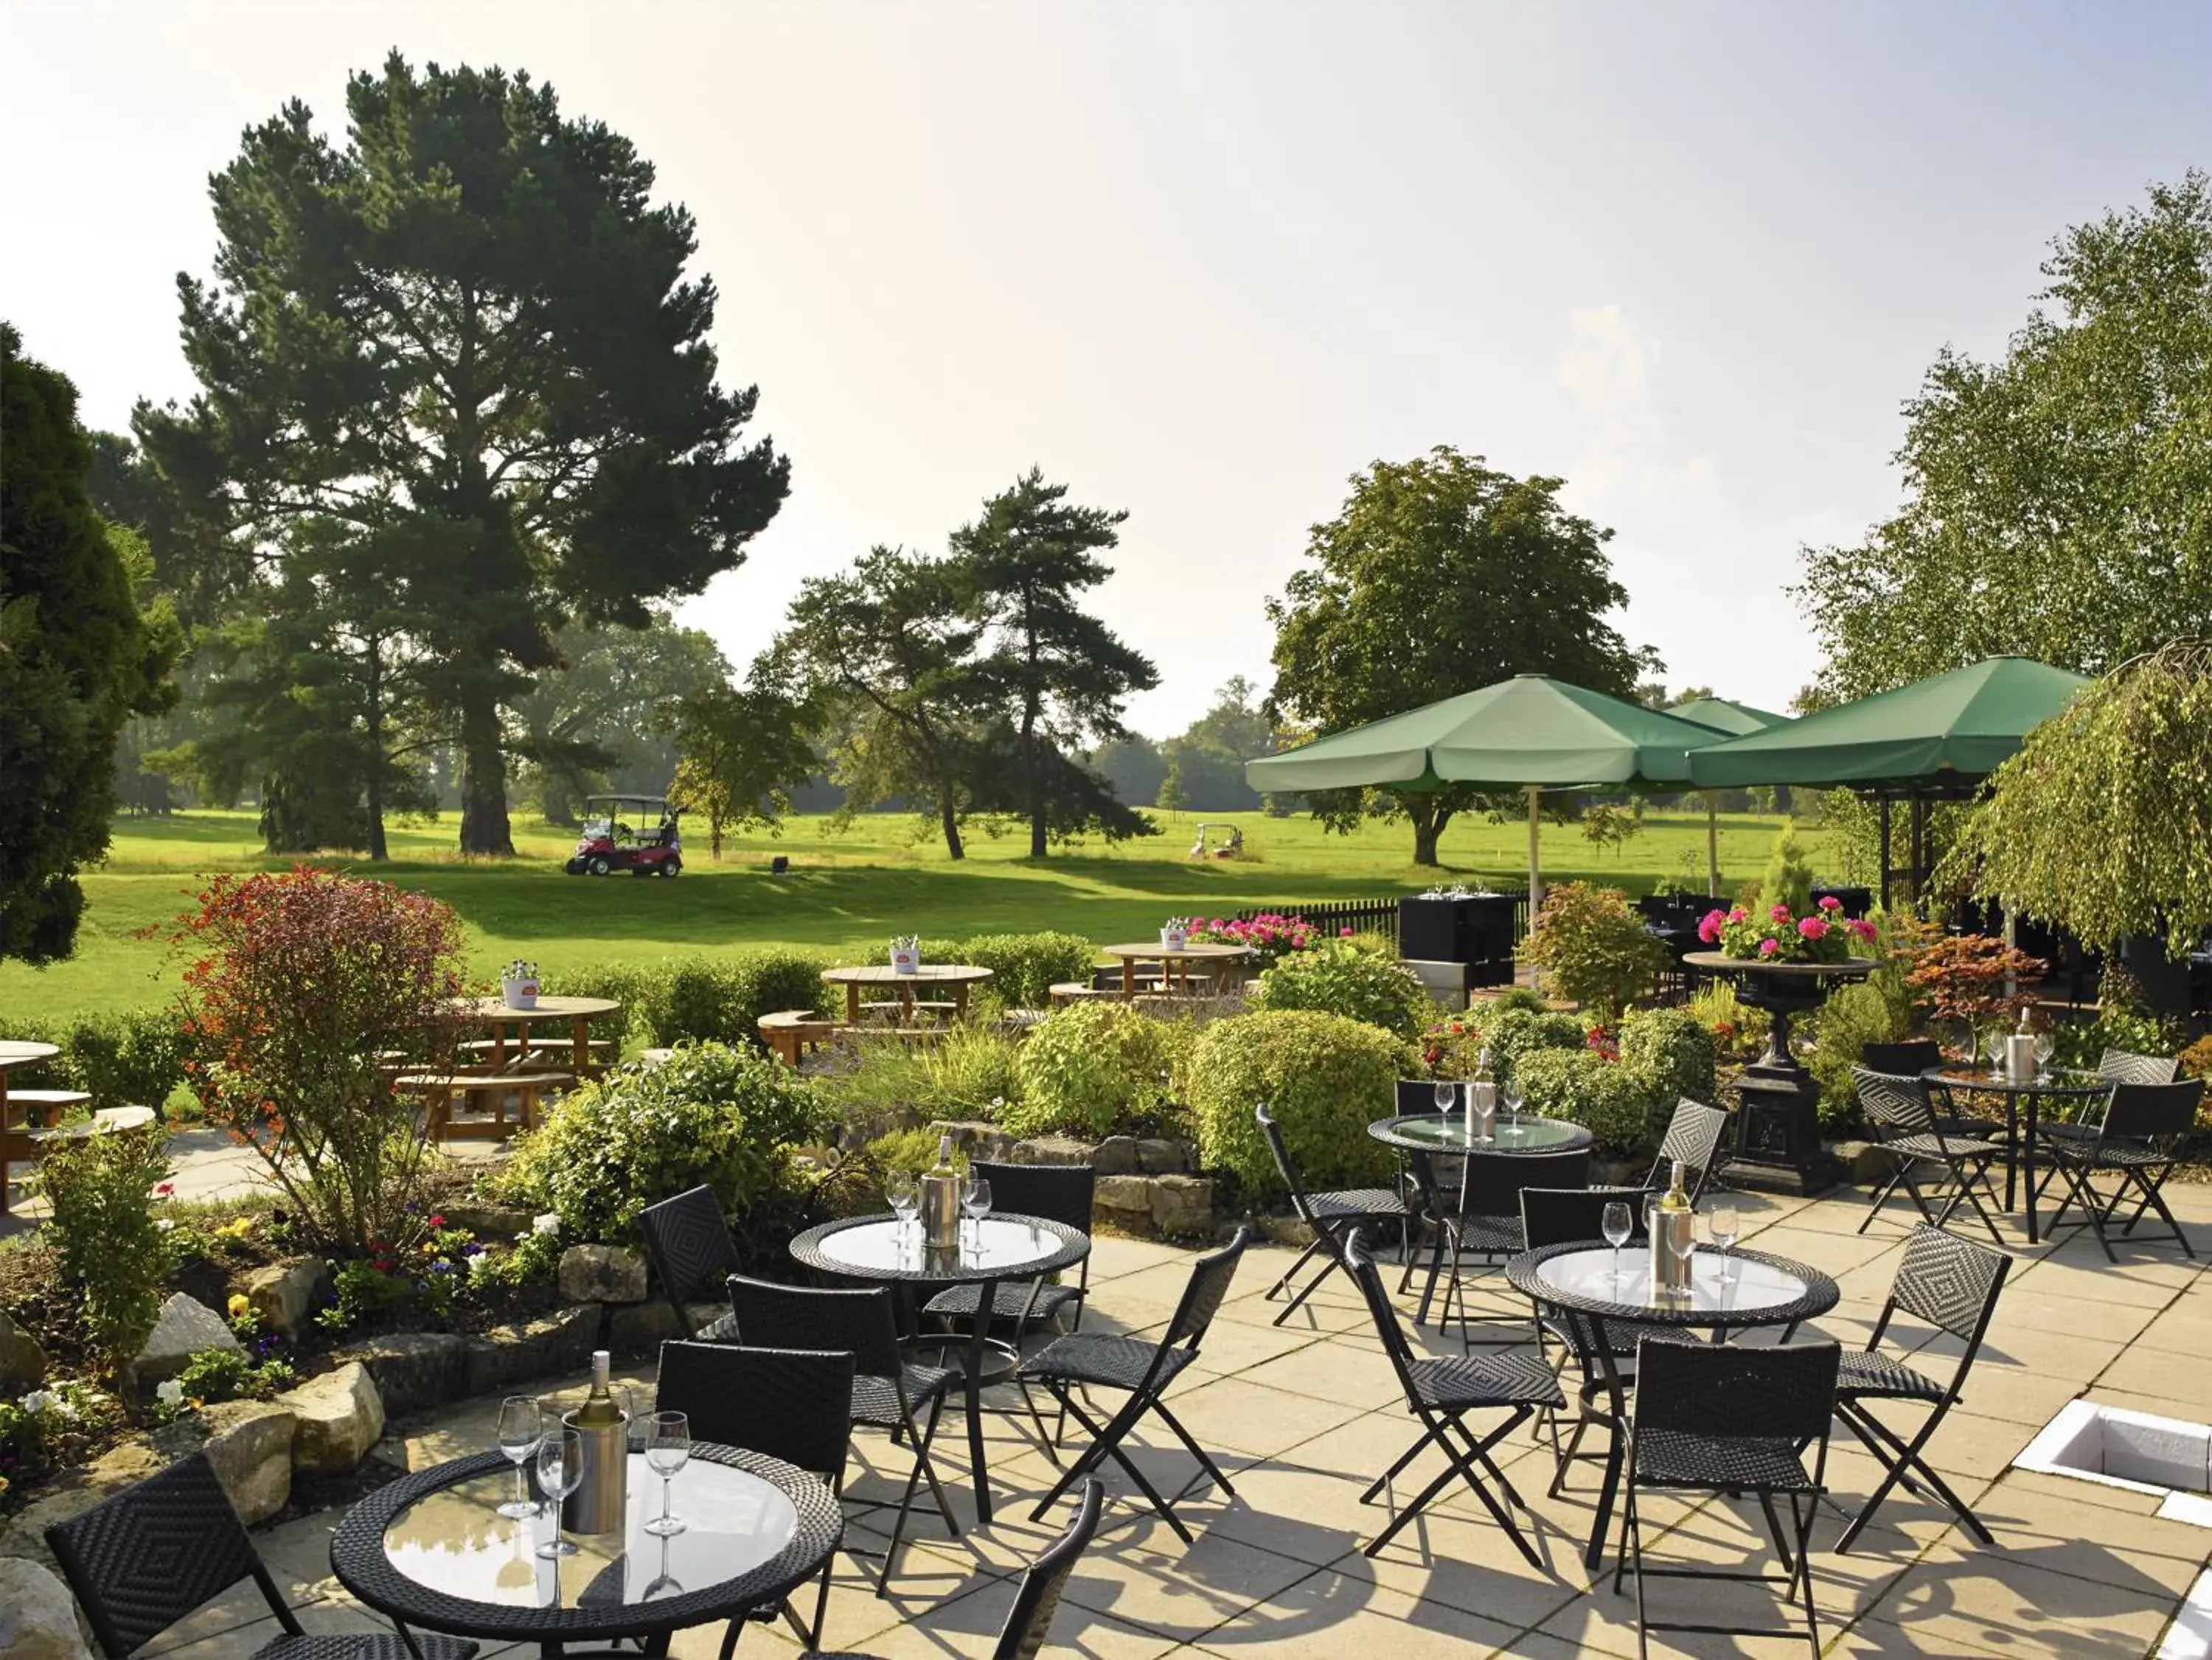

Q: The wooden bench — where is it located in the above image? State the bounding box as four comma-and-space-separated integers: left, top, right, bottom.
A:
1049, 981, 1111, 1008
758, 1010, 837, 1067
462, 1036, 613, 1067
393, 1071, 569, 1143
2, 1097, 157, 1212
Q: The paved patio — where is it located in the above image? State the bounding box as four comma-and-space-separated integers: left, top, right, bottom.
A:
116, 1179, 2212, 1659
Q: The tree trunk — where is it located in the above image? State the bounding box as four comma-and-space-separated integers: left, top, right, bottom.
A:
940, 791, 966, 861
364, 635, 388, 861
1408, 799, 1453, 866
1027, 748, 1046, 859
457, 691, 514, 855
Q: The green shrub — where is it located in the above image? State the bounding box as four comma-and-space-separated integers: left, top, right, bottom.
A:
1524, 882, 1665, 1019
581, 949, 833, 1052
952, 932, 1099, 1008
921, 1025, 1026, 1119
1761, 821, 1816, 918
1805, 980, 1902, 1131
1188, 1010, 1408, 1196
175, 1346, 296, 1403
1247, 941, 1432, 1039
1514, 1048, 1656, 1155
1618, 1007, 1717, 1111
1485, 986, 1552, 1016
16, 1010, 196, 1113
1007, 1003, 1175, 1140
1484, 1008, 1588, 1089
498, 1042, 828, 1244
38, 1121, 175, 1374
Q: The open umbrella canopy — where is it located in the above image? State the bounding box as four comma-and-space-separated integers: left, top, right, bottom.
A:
1665, 695, 1790, 737
1686, 658, 2090, 789
1247, 674, 1728, 792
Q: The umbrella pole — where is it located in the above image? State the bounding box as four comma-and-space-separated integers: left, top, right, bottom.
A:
1526, 785, 1543, 922
1704, 790, 1719, 898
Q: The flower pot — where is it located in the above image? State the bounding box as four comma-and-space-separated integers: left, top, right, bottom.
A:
889, 947, 920, 976
1160, 930, 1189, 952
501, 977, 540, 1011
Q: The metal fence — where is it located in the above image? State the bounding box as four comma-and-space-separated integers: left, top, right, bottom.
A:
1230, 891, 1533, 949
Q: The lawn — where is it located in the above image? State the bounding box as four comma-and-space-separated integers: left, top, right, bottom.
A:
0, 806, 1834, 1022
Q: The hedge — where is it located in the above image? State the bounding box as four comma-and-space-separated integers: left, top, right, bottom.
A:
1189, 1009, 1408, 1196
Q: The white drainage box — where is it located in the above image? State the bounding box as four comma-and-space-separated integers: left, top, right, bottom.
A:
2015, 1398, 2212, 1522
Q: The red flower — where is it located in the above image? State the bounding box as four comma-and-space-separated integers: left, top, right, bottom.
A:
1758, 938, 1780, 958
156, 1182, 175, 1196
1798, 916, 1829, 941
1818, 895, 1843, 912
1769, 903, 1792, 923
428, 1215, 448, 1229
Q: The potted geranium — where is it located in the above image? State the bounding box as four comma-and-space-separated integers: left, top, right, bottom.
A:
1698, 895, 1876, 964
501, 958, 541, 1009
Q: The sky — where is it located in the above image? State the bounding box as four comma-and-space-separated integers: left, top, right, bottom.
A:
7, 1, 2211, 736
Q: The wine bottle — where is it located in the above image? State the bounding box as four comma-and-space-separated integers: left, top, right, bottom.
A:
574, 1350, 624, 1426
921, 1133, 961, 1249
1468, 1046, 1497, 1143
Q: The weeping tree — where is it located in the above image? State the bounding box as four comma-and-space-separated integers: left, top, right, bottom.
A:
1952, 642, 2212, 954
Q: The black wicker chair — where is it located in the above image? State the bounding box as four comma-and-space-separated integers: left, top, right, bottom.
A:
924, 1159, 1094, 1336
1614, 1338, 1841, 1658
2099, 1047, 2182, 1084
1639, 1099, 1731, 1205
1852, 1067, 2007, 1245
1831, 1224, 2010, 1552
656, 1342, 854, 1653
1022, 1226, 1251, 1543
2036, 1078, 2204, 1260
814, 1477, 1105, 1660
1516, 1185, 1666, 1477
638, 1184, 740, 1340
724, 1274, 959, 1595
46, 1452, 477, 1660
1255, 1102, 1407, 1328
1405, 1145, 1590, 1348
1343, 1227, 1560, 1566
1860, 1040, 1941, 1076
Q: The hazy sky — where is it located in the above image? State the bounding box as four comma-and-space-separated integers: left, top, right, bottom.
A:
7, 1, 2210, 734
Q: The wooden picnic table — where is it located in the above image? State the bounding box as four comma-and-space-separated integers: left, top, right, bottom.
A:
0, 1041, 63, 1213
446, 995, 621, 1075
1099, 941, 1254, 1000
819, 963, 993, 1026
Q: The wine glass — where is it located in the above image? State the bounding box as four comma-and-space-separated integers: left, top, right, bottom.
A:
495, 1396, 541, 1520
535, 1429, 584, 1558
1602, 1201, 1632, 1286
2035, 1030, 2056, 1074
1433, 1080, 1456, 1115
1985, 1027, 2008, 1073
1669, 1221, 1698, 1295
643, 1411, 690, 1537
1709, 1201, 1740, 1283
1503, 1081, 1524, 1136
885, 1171, 918, 1241
961, 1176, 993, 1251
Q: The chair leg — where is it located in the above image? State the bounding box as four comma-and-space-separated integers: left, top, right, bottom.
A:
1265, 1235, 1328, 1302
1270, 1248, 1346, 1328
1360, 1426, 1442, 1504
1148, 1399, 1237, 1499
1834, 1401, 1992, 1552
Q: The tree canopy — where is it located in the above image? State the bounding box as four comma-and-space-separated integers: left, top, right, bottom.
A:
1265, 444, 1649, 863
141, 52, 787, 854
1, 324, 178, 963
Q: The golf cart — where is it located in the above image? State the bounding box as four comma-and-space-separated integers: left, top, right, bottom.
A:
565, 795, 682, 877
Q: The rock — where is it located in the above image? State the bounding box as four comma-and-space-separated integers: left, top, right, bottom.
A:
334, 1332, 470, 1417
0, 1311, 47, 1387
435, 1202, 536, 1238
923, 1120, 1013, 1163
464, 1305, 599, 1395
607, 1299, 684, 1354
0, 1442, 164, 1570
276, 1362, 384, 1476
243, 1259, 331, 1337
1093, 1174, 1153, 1218
1147, 1175, 1214, 1238
1836, 1139, 1897, 1185
0, 1558, 90, 1660
1135, 1138, 1189, 1175
557, 1245, 648, 1305
1091, 1136, 1141, 1176
135, 1294, 244, 1383
1012, 1135, 1093, 1168
149, 1401, 294, 1524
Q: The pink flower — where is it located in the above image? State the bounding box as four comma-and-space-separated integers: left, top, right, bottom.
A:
1727, 907, 1747, 923
1770, 903, 1791, 923
1818, 895, 1843, 912
1339, 927, 1354, 938
1758, 938, 1780, 958
1798, 916, 1829, 941
1697, 909, 1724, 944
1846, 918, 1877, 942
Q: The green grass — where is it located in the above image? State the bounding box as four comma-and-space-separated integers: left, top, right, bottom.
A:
0, 806, 1830, 1022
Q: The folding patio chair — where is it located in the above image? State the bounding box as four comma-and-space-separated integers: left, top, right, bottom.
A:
924, 1159, 1094, 1334
1256, 1102, 1407, 1327
2036, 1078, 2204, 1260
1639, 1099, 1731, 1204
1344, 1227, 1561, 1566
1022, 1227, 1251, 1544
1404, 1144, 1588, 1348
638, 1182, 740, 1339
1830, 1224, 2010, 1552
1614, 1338, 1840, 1659
1517, 1184, 1665, 1483
1853, 1066, 2007, 1245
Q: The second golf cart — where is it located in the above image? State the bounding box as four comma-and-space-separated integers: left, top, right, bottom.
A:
564, 795, 683, 877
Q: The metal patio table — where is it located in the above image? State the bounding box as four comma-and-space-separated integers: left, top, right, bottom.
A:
789, 1212, 1090, 1524
1506, 1239, 1840, 1570
1367, 1112, 1594, 1157
1923, 1064, 2111, 1243
330, 1445, 841, 1656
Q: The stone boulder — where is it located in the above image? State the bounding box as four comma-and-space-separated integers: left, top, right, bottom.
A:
135, 1294, 243, 1383
1091, 1136, 1141, 1175
1012, 1135, 1093, 1168
1092, 1173, 1152, 1223
278, 1362, 385, 1476
0, 1443, 162, 1570
1135, 1138, 1189, 1174
0, 1558, 90, 1660
1148, 1174, 1214, 1238
151, 1401, 295, 1524
464, 1305, 599, 1395
0, 1311, 47, 1387
557, 1245, 647, 1305
334, 1332, 470, 1417
243, 1259, 332, 1337
607, 1299, 684, 1354
923, 1120, 1014, 1163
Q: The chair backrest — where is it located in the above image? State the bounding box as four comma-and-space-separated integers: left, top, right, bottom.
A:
1520, 1185, 1652, 1252
1462, 1146, 1590, 1224
992, 1477, 1105, 1660
726, 1274, 902, 1380
1255, 1103, 1320, 1226
1643, 1099, 1731, 1201
971, 1159, 1096, 1236
656, 1342, 854, 1479
1632, 1337, 1840, 1448
2099, 1047, 2182, 1085
639, 1184, 740, 1333
1161, 1225, 1251, 1354
1884, 1224, 2009, 1352
1397, 1078, 1456, 1117
1861, 1039, 1943, 1077
2101, 1078, 2205, 1143
1852, 1067, 1939, 1136
1343, 1227, 1422, 1401
46, 1453, 278, 1660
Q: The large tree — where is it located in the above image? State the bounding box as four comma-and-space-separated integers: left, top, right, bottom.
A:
659, 668, 818, 858
141, 53, 788, 854
1798, 172, 2212, 700
0, 325, 178, 963
1265, 444, 1648, 864
952, 470, 1158, 857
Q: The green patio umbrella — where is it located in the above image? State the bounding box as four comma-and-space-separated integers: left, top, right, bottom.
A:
1664, 697, 1794, 898
1246, 674, 1729, 912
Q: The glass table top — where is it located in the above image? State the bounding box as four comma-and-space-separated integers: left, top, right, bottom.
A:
1930, 1065, 2108, 1094
813, 1215, 1074, 1277
381, 1454, 797, 1611
1534, 1246, 1811, 1319
1372, 1113, 1587, 1152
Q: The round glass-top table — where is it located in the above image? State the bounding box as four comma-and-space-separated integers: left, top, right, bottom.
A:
1925, 1064, 2112, 1242
330, 1447, 841, 1651
1506, 1239, 1839, 1569
1367, 1112, 1593, 1155
790, 1212, 1090, 1524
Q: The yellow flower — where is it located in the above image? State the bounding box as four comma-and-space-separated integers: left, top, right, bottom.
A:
227, 1293, 251, 1319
